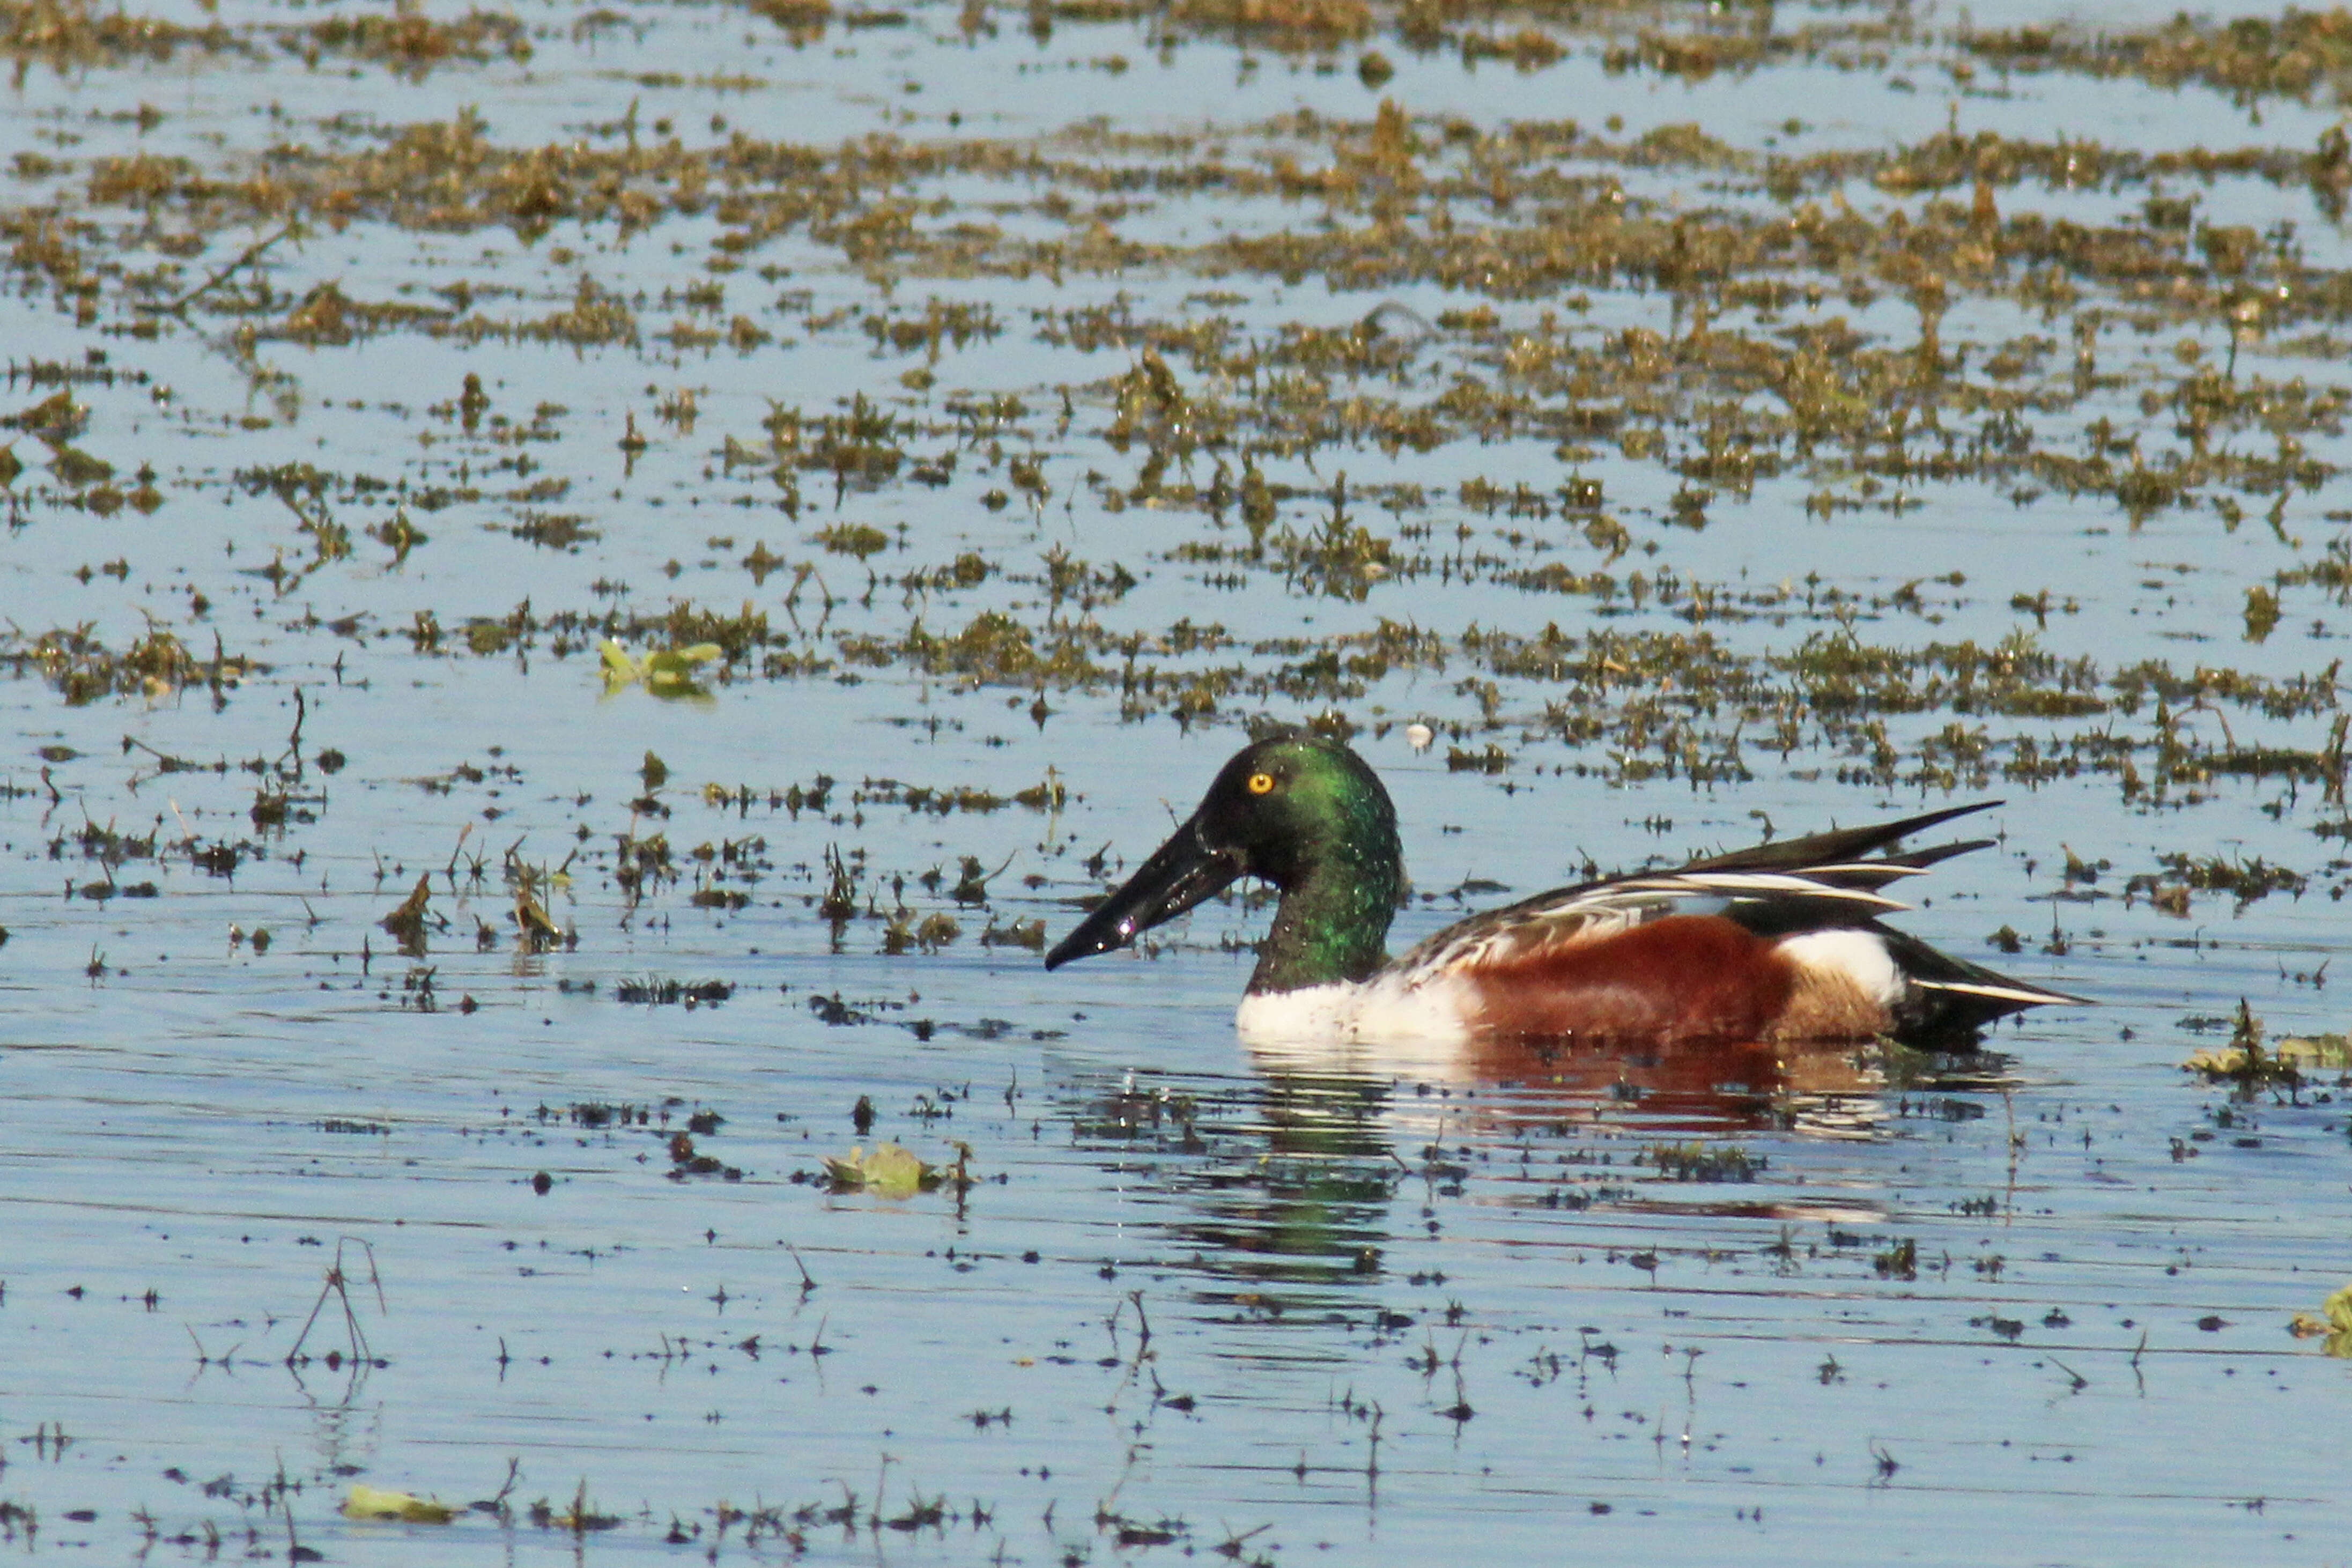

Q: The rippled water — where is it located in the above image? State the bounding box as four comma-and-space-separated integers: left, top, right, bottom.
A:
3, 0, 2350, 1560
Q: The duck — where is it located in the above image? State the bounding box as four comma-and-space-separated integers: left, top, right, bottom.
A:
1044, 730, 2084, 1052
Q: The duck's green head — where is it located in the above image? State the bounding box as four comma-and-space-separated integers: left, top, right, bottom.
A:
1045, 731, 1403, 988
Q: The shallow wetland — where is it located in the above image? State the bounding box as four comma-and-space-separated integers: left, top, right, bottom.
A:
3, 0, 2351, 1560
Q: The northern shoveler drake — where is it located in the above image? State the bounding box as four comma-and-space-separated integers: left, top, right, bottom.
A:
1044, 731, 2084, 1052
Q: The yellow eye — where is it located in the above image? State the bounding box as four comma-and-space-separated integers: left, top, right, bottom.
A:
1246, 771, 1276, 795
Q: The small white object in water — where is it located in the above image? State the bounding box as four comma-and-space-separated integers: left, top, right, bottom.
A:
1404, 723, 1433, 753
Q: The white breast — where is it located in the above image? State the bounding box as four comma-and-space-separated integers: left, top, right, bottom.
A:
1233, 973, 1476, 1078
1233, 982, 1365, 1043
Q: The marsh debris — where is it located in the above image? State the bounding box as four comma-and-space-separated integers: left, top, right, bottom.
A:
378, 874, 436, 955
2, 623, 251, 705
614, 977, 733, 1006
2287, 1282, 2352, 1356
1636, 1141, 1763, 1182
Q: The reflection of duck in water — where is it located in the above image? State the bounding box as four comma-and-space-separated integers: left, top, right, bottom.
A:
1045, 730, 2083, 1079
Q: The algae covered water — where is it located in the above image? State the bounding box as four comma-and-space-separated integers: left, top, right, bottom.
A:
1, 0, 2349, 1560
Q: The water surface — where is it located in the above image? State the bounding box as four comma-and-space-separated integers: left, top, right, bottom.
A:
3, 0, 2350, 1560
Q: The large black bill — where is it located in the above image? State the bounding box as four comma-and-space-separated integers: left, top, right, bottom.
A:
1043, 816, 1245, 970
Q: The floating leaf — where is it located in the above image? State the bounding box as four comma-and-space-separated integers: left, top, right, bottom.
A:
2291, 1283, 2352, 1357
597, 638, 721, 698
823, 1141, 938, 1197
341, 1484, 455, 1523
641, 644, 721, 690
2274, 1034, 2352, 1069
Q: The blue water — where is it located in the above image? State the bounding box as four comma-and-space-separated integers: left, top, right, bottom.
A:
2, 0, 2349, 1560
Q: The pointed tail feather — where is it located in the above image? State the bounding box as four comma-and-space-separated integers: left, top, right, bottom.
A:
1880, 927, 2090, 1038
1684, 801, 2002, 876
1874, 836, 1998, 873
1918, 974, 2092, 1008
1773, 837, 1997, 896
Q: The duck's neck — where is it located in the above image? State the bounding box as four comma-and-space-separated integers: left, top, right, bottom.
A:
1248, 842, 1402, 994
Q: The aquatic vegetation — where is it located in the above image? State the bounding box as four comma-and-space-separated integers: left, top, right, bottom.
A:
340, 1484, 455, 1524
615, 977, 734, 1005
822, 1140, 952, 1195
599, 638, 722, 697
1, 622, 250, 704
1962, 11, 2352, 108
880, 907, 960, 953
2287, 1281, 2352, 1355
2142, 850, 2307, 909
378, 874, 435, 955
1637, 1141, 1764, 1182
14, 37, 2352, 812
2183, 1000, 2352, 1087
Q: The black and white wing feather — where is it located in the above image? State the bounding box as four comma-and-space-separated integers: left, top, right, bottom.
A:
1388, 801, 2007, 987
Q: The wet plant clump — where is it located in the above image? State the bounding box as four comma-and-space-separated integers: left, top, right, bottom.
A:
615, 977, 735, 1006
